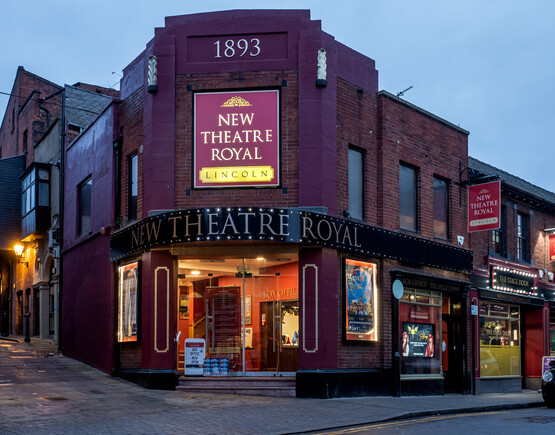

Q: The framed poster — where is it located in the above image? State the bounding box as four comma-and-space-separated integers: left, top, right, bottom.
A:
402, 323, 435, 357
118, 261, 140, 343
345, 259, 378, 342
244, 295, 252, 325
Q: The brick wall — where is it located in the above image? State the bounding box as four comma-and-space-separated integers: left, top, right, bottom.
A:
119, 88, 144, 222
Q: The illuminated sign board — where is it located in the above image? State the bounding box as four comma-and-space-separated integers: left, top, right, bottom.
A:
549, 234, 555, 262
345, 259, 378, 342
491, 266, 536, 296
194, 90, 279, 188
468, 181, 501, 232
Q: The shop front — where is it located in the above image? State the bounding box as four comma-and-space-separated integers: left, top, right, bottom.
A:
472, 264, 550, 393
110, 207, 472, 394
392, 272, 469, 395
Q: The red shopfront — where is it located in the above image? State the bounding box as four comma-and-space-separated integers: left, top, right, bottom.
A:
471, 261, 550, 393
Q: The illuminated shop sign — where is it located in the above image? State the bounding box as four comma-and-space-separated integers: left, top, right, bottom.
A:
345, 259, 378, 342
194, 90, 279, 188
118, 261, 140, 343
468, 181, 501, 232
491, 266, 536, 296
110, 207, 472, 273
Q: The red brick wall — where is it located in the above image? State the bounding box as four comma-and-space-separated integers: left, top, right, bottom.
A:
378, 94, 469, 245
173, 71, 299, 209
0, 69, 62, 161
119, 88, 144, 222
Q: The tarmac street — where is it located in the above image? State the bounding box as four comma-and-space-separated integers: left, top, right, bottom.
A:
0, 337, 547, 434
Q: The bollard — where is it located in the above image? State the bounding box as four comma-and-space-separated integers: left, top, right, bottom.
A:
24, 313, 30, 343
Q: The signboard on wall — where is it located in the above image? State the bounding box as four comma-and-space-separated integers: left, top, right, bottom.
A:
468, 181, 501, 232
402, 323, 435, 357
118, 261, 140, 343
194, 90, 279, 188
491, 266, 536, 296
549, 234, 555, 262
345, 259, 378, 342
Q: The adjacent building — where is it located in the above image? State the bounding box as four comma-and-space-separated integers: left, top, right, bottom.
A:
468, 157, 555, 393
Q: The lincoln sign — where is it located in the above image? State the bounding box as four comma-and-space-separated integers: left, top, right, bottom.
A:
194, 90, 279, 188
110, 207, 472, 273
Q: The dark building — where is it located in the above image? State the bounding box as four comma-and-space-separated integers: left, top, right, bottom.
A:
0, 67, 116, 342
62, 10, 474, 397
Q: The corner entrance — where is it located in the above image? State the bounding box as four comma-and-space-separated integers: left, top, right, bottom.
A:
176, 248, 299, 376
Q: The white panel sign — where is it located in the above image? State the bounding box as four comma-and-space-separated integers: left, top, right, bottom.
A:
184, 338, 205, 376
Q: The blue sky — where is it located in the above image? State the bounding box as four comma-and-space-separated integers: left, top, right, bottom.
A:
1, 0, 554, 193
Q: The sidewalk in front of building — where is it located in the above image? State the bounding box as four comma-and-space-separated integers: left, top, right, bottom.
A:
0, 335, 547, 435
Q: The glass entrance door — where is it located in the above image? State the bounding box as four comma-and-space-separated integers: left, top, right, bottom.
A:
176, 249, 299, 376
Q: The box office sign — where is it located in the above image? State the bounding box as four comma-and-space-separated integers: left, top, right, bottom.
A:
345, 259, 378, 342
468, 181, 501, 232
194, 90, 279, 188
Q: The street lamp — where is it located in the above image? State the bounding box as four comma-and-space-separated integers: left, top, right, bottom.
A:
13, 244, 28, 267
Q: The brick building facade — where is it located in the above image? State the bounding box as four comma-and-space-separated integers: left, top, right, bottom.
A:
60, 10, 480, 397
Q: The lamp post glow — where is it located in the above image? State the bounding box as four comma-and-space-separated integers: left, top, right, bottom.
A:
13, 244, 24, 258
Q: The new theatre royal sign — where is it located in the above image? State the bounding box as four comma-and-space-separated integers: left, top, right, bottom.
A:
110, 207, 472, 273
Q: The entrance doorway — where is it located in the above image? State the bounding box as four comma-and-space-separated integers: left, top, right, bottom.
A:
442, 297, 465, 393
176, 249, 299, 376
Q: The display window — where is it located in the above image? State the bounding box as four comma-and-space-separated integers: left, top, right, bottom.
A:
176, 248, 299, 375
399, 289, 442, 377
118, 261, 139, 343
479, 301, 520, 377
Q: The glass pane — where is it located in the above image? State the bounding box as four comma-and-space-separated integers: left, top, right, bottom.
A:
480, 316, 520, 377
348, 148, 363, 220
38, 182, 49, 207
38, 168, 49, 181
176, 254, 299, 375
79, 177, 92, 235
399, 165, 416, 231
400, 303, 441, 375
433, 177, 448, 239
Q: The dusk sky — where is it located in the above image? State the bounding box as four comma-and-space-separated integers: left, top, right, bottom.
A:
1, 0, 554, 193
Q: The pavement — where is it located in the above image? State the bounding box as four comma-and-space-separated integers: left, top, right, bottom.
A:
0, 335, 547, 434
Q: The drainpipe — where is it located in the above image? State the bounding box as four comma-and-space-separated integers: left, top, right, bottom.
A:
57, 90, 66, 352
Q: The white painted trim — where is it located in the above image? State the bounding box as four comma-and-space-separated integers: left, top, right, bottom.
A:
154, 266, 170, 353
302, 264, 318, 353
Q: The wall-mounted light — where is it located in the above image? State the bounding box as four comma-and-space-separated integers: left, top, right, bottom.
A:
147, 55, 158, 93
14, 244, 28, 268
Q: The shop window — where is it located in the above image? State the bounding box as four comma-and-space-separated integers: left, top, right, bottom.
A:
479, 302, 520, 377
128, 153, 138, 221
21, 164, 51, 238
176, 253, 299, 375
348, 147, 364, 220
400, 289, 442, 376
516, 213, 529, 262
492, 205, 506, 256
78, 176, 92, 236
399, 163, 417, 232
433, 177, 448, 239
117, 261, 139, 343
